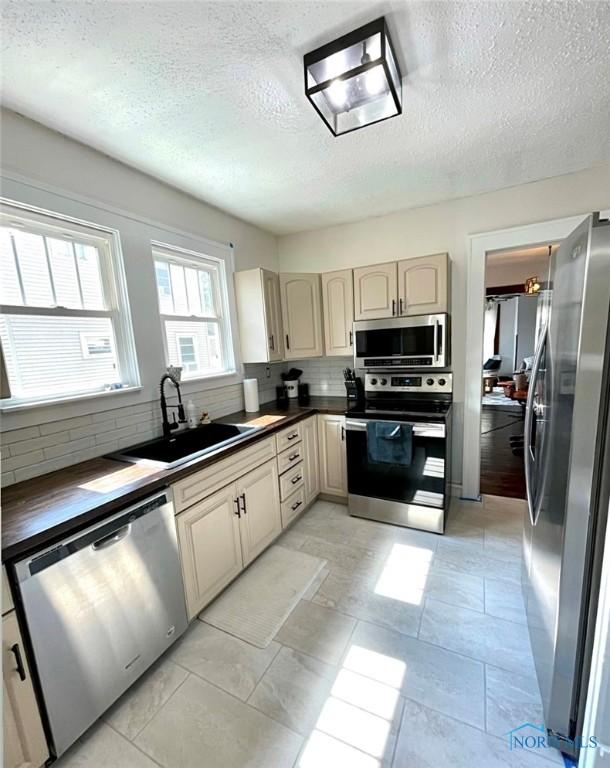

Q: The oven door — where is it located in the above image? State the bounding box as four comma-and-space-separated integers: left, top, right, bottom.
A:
345, 417, 447, 532
353, 314, 448, 369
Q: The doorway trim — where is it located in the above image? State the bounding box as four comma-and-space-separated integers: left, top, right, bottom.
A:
461, 214, 587, 500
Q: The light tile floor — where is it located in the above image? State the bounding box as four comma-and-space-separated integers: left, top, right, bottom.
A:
57, 495, 566, 768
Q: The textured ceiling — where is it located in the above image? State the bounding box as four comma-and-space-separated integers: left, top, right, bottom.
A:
2, 1, 610, 235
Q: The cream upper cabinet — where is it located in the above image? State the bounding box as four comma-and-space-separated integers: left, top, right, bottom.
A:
317, 414, 347, 498
3, 612, 49, 768
176, 484, 243, 619
234, 268, 284, 363
237, 460, 282, 566
301, 415, 320, 505
398, 253, 449, 316
321, 269, 354, 356
279, 273, 323, 359
353, 262, 398, 320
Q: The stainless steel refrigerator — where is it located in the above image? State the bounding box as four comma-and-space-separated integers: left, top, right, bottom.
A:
523, 212, 610, 758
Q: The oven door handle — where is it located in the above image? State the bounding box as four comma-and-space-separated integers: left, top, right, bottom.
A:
345, 419, 445, 438
345, 419, 368, 431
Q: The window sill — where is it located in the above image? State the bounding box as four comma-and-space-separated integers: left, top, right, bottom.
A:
0, 385, 142, 413
178, 370, 240, 387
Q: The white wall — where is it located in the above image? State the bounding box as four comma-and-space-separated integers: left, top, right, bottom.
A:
485, 257, 550, 288
1, 110, 278, 274
278, 164, 610, 486
0, 110, 279, 485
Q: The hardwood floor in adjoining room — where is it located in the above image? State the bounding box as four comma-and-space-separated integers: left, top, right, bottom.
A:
480, 405, 526, 500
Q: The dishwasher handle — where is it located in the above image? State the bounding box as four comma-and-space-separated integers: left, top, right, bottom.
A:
15, 489, 172, 581
91, 524, 131, 551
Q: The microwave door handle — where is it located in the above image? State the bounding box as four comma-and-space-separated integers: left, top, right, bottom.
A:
434, 319, 439, 362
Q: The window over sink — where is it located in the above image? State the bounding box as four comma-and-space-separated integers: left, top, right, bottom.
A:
152, 241, 235, 380
0, 202, 140, 408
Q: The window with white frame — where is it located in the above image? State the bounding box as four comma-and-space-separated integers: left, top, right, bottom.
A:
0, 203, 139, 406
152, 242, 234, 379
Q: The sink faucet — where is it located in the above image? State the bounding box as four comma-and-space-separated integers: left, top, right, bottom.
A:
160, 373, 186, 438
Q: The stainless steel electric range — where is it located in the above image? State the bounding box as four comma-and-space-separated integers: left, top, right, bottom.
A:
345, 372, 452, 533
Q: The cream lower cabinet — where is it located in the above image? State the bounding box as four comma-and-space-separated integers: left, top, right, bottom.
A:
176, 457, 282, 618
321, 269, 354, 356
238, 460, 282, 566
398, 252, 449, 315
279, 273, 323, 359
177, 484, 244, 620
318, 414, 347, 498
3, 611, 49, 768
301, 415, 320, 505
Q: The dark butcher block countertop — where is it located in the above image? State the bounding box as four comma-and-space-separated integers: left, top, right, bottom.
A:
1, 396, 347, 563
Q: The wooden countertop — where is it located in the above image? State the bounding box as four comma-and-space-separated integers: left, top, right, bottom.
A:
1, 397, 346, 563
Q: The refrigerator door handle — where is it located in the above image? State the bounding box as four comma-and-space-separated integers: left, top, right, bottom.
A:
524, 323, 548, 526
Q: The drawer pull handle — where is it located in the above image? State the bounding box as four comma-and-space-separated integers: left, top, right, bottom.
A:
240, 493, 247, 514
10, 644, 26, 682
234, 498, 241, 518
291, 475, 302, 484
291, 500, 303, 511
288, 453, 299, 460
287, 433, 298, 440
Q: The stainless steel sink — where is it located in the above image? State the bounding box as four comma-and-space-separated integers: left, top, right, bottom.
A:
107, 422, 261, 469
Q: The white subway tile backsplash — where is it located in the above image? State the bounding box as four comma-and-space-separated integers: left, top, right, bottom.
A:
3, 449, 45, 472
8, 431, 70, 456
39, 415, 92, 435
1, 426, 40, 445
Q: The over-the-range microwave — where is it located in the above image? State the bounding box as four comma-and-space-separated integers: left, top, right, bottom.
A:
353, 313, 450, 370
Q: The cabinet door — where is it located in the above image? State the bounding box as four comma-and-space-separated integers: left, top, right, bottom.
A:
353, 262, 398, 320
321, 269, 354, 356
3, 612, 48, 768
279, 273, 323, 359
318, 414, 347, 498
176, 484, 243, 619
302, 415, 320, 506
262, 269, 284, 361
238, 461, 282, 565
398, 253, 449, 315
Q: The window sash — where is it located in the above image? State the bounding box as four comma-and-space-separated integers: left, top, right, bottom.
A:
152, 251, 222, 320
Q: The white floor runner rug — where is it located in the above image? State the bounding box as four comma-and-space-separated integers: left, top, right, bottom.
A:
200, 545, 326, 648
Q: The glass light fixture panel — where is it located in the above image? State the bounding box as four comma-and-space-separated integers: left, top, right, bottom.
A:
310, 67, 398, 135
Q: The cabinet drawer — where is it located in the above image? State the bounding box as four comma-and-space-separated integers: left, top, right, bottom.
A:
276, 422, 302, 453
281, 487, 306, 528
277, 443, 303, 474
173, 435, 276, 513
279, 461, 305, 501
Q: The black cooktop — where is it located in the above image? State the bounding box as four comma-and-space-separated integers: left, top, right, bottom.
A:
346, 397, 452, 421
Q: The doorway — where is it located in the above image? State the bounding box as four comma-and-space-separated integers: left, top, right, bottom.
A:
479, 245, 556, 498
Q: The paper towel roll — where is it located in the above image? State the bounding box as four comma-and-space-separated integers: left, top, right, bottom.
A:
243, 378, 259, 412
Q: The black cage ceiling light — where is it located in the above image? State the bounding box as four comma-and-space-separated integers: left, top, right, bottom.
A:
304, 16, 402, 136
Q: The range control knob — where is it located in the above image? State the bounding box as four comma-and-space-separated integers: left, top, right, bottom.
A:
380, 378, 387, 385
438, 378, 446, 387
426, 378, 434, 386
370, 378, 378, 385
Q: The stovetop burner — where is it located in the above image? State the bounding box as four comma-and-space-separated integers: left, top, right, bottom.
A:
346, 397, 452, 421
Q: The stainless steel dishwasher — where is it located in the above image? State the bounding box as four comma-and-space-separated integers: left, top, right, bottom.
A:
13, 488, 188, 758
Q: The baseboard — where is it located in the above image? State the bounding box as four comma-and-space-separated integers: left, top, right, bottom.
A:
318, 492, 348, 505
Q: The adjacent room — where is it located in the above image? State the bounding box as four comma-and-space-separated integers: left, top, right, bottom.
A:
480, 244, 555, 499
1, 3, 610, 768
